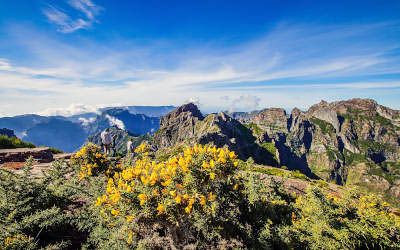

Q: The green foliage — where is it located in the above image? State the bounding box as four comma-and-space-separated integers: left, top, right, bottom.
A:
48, 147, 63, 154
245, 122, 263, 136
374, 114, 394, 127
0, 159, 92, 249
310, 117, 336, 134
261, 142, 278, 161
1, 144, 399, 249
0, 135, 35, 149
358, 139, 396, 153
343, 149, 366, 165
280, 187, 400, 249
249, 165, 309, 181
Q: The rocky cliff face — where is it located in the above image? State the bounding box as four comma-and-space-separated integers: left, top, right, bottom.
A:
243, 98, 400, 200
154, 103, 278, 166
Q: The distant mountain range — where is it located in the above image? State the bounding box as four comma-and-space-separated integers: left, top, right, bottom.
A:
0, 106, 175, 152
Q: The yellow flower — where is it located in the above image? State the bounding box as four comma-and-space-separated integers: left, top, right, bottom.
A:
152, 189, 160, 196
202, 161, 209, 169
138, 193, 147, 205
233, 184, 239, 190
188, 197, 195, 206
161, 179, 172, 187
233, 161, 239, 167
175, 195, 182, 204
157, 203, 166, 214
111, 209, 120, 216
209, 172, 216, 180
200, 195, 207, 206
127, 231, 134, 245
149, 172, 158, 185
210, 159, 215, 168
185, 206, 192, 214
140, 175, 149, 185
169, 190, 177, 197
208, 192, 216, 202
126, 215, 135, 222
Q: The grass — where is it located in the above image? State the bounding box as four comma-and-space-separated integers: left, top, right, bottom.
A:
249, 165, 309, 181
358, 139, 396, 153
0, 135, 35, 149
260, 142, 278, 161
245, 122, 263, 136
310, 117, 336, 134
343, 149, 366, 165
48, 147, 63, 154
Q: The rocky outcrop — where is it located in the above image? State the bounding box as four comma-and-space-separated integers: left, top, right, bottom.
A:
308, 101, 340, 132
242, 98, 400, 192
154, 103, 278, 166
0, 147, 53, 164
154, 103, 204, 148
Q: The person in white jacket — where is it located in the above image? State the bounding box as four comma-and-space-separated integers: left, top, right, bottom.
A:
100, 128, 113, 155
126, 139, 135, 158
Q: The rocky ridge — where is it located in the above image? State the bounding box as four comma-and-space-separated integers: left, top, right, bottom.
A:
240, 98, 400, 201
154, 103, 278, 166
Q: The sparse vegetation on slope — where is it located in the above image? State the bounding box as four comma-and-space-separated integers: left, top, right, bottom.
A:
0, 135, 35, 149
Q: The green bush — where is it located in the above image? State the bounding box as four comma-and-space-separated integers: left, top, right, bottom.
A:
1, 144, 399, 249
279, 187, 400, 249
0, 135, 35, 149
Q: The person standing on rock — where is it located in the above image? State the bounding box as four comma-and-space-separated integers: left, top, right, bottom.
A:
101, 128, 113, 155
126, 139, 135, 158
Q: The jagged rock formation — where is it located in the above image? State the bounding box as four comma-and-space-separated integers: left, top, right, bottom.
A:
154, 103, 278, 166
243, 98, 400, 200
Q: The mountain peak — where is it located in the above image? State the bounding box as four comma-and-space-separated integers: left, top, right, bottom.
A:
174, 103, 203, 119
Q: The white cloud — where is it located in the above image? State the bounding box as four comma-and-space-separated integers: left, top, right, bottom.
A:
105, 114, 125, 130
222, 95, 261, 112
78, 117, 96, 126
43, 0, 101, 33
38, 103, 102, 116
185, 97, 201, 106
0, 22, 400, 116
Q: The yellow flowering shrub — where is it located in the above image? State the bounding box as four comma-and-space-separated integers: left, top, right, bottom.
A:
70, 143, 109, 179
280, 187, 400, 249
95, 143, 242, 245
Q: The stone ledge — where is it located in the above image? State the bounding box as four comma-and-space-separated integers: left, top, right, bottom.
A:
0, 147, 54, 164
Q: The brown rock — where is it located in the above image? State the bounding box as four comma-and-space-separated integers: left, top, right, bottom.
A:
0, 147, 53, 164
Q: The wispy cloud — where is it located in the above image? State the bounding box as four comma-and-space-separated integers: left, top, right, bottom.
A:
43, 0, 102, 33
0, 21, 400, 115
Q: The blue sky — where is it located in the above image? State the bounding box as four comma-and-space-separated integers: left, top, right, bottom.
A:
0, 0, 400, 116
